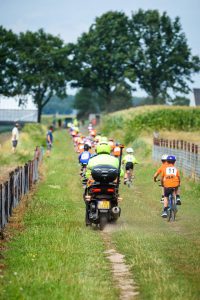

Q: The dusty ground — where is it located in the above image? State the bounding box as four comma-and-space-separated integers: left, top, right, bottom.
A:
101, 229, 139, 300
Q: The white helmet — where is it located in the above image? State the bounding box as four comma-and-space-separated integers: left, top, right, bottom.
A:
126, 147, 134, 154
161, 154, 168, 161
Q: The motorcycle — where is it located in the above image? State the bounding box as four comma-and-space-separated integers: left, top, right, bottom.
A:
85, 164, 121, 230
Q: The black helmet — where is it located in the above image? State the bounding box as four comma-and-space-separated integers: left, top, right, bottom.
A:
84, 144, 89, 151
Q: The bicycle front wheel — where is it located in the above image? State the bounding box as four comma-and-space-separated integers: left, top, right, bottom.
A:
167, 209, 172, 222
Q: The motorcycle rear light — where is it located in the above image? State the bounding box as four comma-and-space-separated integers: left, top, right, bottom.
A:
107, 188, 115, 193
91, 188, 101, 193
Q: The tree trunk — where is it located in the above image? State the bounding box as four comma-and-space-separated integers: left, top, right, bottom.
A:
37, 104, 42, 123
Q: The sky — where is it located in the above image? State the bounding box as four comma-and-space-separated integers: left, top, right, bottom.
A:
0, 0, 199, 103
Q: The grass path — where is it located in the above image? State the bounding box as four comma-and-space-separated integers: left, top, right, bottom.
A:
112, 161, 200, 300
0, 130, 118, 300
0, 129, 200, 300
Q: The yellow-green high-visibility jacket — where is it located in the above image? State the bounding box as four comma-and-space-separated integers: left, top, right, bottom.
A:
86, 154, 124, 179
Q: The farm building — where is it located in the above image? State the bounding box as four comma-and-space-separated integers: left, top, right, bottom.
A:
0, 95, 38, 124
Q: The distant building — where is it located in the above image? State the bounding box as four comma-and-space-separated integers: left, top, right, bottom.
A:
0, 95, 38, 124
193, 88, 200, 106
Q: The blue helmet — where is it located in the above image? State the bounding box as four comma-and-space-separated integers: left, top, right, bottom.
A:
167, 155, 176, 162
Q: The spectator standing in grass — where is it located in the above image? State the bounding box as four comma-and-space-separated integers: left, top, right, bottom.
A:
46, 126, 53, 157
11, 122, 19, 153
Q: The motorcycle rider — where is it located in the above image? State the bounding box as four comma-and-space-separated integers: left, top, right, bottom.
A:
85, 142, 123, 179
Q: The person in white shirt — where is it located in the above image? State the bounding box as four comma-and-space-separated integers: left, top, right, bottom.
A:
11, 123, 19, 153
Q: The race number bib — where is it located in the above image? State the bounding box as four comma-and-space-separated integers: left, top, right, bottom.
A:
166, 167, 177, 176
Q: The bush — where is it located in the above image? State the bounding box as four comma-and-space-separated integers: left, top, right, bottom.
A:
23, 123, 46, 146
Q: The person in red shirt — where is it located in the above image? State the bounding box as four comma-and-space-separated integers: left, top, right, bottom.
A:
153, 154, 168, 202
160, 155, 181, 218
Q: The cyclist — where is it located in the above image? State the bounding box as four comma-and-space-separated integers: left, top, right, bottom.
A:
122, 148, 138, 184
108, 138, 115, 153
90, 128, 97, 138
160, 155, 181, 218
79, 144, 92, 178
79, 144, 92, 165
113, 142, 121, 158
153, 154, 168, 202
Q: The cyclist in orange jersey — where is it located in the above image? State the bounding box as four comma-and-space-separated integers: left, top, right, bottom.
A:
77, 141, 84, 153
153, 154, 168, 202
90, 129, 96, 138
160, 155, 181, 218
113, 142, 121, 158
108, 138, 115, 153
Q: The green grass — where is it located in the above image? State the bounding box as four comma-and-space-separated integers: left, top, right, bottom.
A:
0, 123, 46, 176
1, 126, 199, 299
111, 160, 200, 300
0, 131, 118, 300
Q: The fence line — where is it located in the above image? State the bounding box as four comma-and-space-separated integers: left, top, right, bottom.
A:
152, 138, 200, 180
0, 147, 42, 231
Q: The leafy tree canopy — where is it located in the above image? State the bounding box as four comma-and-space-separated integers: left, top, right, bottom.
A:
0, 26, 19, 95
17, 29, 72, 122
71, 11, 135, 111
128, 10, 200, 103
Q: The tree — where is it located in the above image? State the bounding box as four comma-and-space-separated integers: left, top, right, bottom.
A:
128, 10, 200, 103
74, 88, 105, 118
108, 83, 133, 112
0, 26, 19, 96
71, 11, 135, 111
17, 29, 72, 122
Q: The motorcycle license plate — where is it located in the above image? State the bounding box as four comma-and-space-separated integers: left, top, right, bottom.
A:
98, 201, 110, 209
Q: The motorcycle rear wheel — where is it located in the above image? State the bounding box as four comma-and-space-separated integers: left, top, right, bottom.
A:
99, 213, 107, 231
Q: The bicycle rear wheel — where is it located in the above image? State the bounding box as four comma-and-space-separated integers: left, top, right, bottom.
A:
171, 195, 177, 222
167, 209, 172, 222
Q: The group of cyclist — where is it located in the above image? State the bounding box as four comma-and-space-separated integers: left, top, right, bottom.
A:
68, 118, 181, 219
153, 154, 181, 218
68, 121, 138, 186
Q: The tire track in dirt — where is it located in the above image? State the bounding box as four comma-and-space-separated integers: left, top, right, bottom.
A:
101, 228, 139, 300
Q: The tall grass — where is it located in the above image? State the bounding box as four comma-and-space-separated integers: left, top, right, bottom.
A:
0, 123, 46, 171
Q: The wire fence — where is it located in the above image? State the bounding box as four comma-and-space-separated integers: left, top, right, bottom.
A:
0, 147, 42, 232
152, 138, 200, 180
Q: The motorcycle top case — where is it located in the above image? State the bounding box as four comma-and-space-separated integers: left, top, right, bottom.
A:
91, 165, 118, 183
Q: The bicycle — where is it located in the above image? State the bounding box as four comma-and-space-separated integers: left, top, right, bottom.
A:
126, 170, 134, 188
167, 188, 178, 222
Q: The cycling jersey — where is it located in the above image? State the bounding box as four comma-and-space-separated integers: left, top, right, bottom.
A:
79, 151, 91, 164
108, 141, 115, 151
78, 144, 84, 153
161, 163, 180, 188
123, 154, 138, 164
153, 162, 168, 178
113, 146, 121, 157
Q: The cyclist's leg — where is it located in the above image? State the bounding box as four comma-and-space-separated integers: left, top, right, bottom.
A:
176, 187, 181, 205
162, 188, 169, 217
160, 186, 164, 202
124, 163, 128, 184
